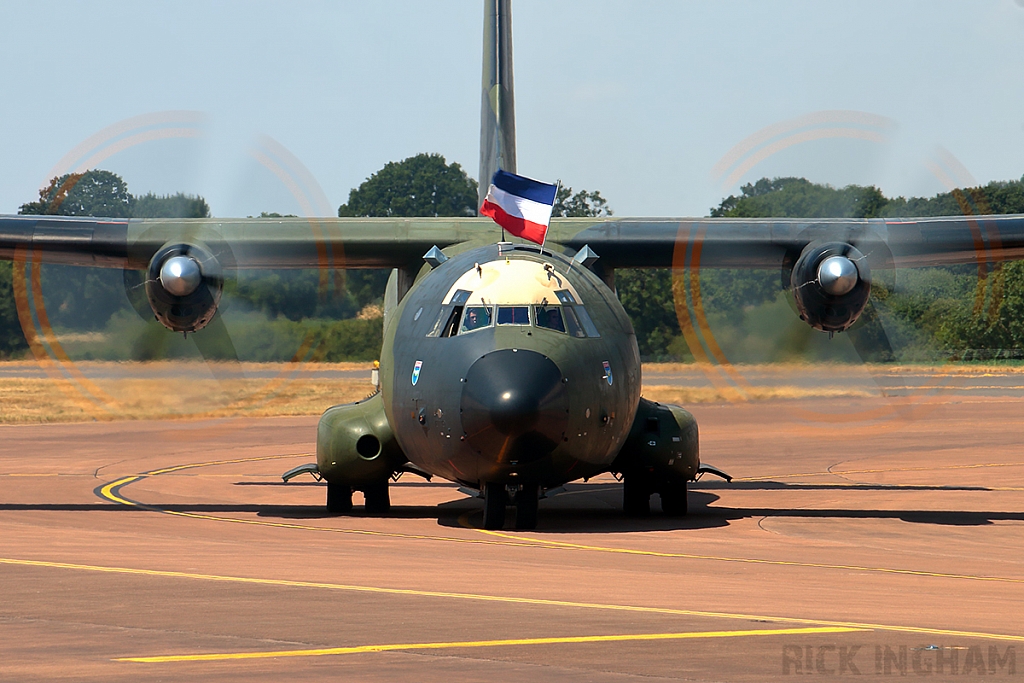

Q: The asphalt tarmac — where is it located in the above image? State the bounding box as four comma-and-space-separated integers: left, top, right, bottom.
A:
1, 393, 1023, 681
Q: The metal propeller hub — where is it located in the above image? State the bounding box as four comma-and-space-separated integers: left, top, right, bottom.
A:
817, 255, 858, 296
159, 255, 202, 297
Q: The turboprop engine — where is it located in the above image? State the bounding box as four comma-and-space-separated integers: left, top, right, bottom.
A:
144, 243, 223, 334
790, 242, 871, 333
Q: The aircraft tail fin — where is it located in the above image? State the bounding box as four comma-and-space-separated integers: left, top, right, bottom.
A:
478, 0, 516, 207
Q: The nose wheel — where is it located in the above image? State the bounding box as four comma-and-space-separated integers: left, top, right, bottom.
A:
514, 485, 539, 530
622, 475, 650, 517
482, 483, 539, 530
483, 483, 507, 529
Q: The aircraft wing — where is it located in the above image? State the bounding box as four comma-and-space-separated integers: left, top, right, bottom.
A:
0, 215, 484, 270
547, 214, 1024, 270
4, 213, 1024, 271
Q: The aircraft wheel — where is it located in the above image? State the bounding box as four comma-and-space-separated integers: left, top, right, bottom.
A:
660, 483, 688, 516
622, 475, 650, 517
326, 483, 353, 514
363, 480, 391, 514
482, 482, 507, 530
514, 485, 539, 530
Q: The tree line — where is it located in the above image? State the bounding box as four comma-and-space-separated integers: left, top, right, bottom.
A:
618, 175, 1024, 361
3, 158, 1024, 362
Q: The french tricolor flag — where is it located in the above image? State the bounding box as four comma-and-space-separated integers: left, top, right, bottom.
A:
479, 169, 558, 245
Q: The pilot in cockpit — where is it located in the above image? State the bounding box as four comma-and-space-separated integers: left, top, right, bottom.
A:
542, 307, 565, 333
463, 306, 491, 331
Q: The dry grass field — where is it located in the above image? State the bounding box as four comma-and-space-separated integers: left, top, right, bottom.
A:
0, 362, 377, 424
3, 360, 1024, 424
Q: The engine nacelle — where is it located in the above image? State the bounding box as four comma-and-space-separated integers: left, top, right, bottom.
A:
790, 242, 871, 333
145, 243, 222, 333
317, 391, 406, 488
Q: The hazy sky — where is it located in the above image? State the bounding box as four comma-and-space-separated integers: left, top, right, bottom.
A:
2, 1, 1023, 218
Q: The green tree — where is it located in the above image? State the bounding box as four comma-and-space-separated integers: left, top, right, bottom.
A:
133, 192, 210, 218
552, 185, 612, 218
338, 153, 478, 218
335, 154, 481, 313
711, 177, 888, 219
20, 170, 134, 217
881, 176, 1024, 217
0, 262, 25, 357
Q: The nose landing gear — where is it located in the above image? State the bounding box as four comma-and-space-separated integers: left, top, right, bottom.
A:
482, 482, 539, 530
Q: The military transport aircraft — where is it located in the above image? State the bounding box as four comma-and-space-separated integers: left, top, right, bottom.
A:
3, 0, 1024, 530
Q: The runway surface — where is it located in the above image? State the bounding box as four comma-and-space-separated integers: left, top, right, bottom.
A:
2, 393, 1023, 681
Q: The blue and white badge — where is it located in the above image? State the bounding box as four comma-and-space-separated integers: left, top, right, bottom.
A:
411, 360, 423, 386
602, 360, 613, 385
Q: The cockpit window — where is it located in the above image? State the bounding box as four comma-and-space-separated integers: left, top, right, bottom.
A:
496, 306, 530, 325
561, 306, 587, 338
574, 306, 601, 337
535, 306, 566, 333
555, 289, 577, 305
428, 307, 448, 337
450, 289, 472, 305
440, 307, 462, 337
460, 306, 493, 333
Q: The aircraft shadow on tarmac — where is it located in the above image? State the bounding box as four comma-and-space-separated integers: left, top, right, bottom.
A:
692, 481, 996, 492
4, 480, 1011, 531
1, 496, 1013, 528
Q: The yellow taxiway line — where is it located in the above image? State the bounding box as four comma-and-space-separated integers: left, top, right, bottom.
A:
97, 475, 550, 549
92, 457, 1024, 586
471, 526, 1024, 585
3, 556, 1024, 646
116, 627, 865, 663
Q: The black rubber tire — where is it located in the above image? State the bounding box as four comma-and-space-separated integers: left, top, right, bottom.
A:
326, 482, 353, 514
483, 482, 507, 530
660, 483, 688, 516
514, 486, 539, 530
363, 480, 391, 514
622, 475, 650, 517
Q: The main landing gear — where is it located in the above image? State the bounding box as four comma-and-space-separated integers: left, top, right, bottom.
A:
326, 480, 391, 515
326, 482, 352, 514
483, 482, 539, 530
622, 473, 688, 517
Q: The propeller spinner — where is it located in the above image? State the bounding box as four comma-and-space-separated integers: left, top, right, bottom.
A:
158, 255, 202, 297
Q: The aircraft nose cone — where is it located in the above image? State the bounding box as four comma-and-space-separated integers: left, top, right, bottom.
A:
461, 349, 568, 464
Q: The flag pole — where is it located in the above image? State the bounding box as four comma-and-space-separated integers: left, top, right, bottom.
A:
494, 171, 505, 243
541, 180, 559, 255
